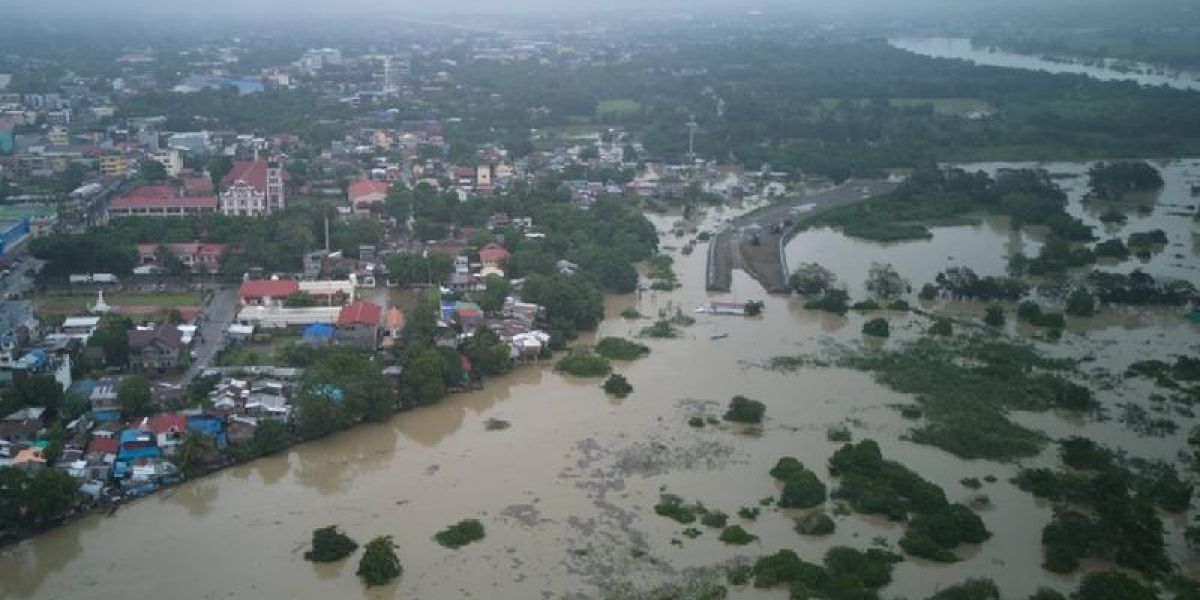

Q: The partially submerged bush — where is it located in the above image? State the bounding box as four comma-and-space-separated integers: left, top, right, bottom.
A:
719, 525, 758, 545
357, 536, 402, 587
862, 318, 890, 337
433, 519, 486, 549
305, 526, 358, 562
555, 350, 611, 377
796, 511, 835, 535
724, 395, 766, 424
594, 337, 650, 360
602, 374, 634, 398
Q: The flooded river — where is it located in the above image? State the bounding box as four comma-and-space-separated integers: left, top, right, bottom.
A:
3, 163, 1198, 599
890, 37, 1200, 92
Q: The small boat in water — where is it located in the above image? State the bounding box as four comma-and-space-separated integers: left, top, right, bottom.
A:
710, 333, 729, 340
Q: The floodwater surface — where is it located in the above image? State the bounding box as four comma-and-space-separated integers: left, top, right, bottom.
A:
2, 164, 1198, 600
891, 37, 1200, 92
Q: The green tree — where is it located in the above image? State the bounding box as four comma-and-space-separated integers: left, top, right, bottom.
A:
400, 347, 447, 406
0, 467, 30, 530
9, 374, 65, 412
866, 262, 909, 300
1074, 571, 1157, 600
305, 526, 359, 562
253, 420, 290, 456
357, 536, 402, 587
25, 468, 79, 526
463, 329, 512, 377
176, 431, 218, 478
787, 264, 835, 296
89, 315, 134, 367
118, 375, 154, 419
724, 395, 766, 424
208, 155, 233, 189
139, 159, 168, 182
476, 275, 511, 314
1065, 288, 1096, 317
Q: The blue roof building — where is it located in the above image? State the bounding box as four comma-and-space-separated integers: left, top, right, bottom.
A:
186, 414, 227, 449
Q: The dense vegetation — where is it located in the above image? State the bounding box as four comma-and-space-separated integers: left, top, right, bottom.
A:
838, 337, 1089, 460
1014, 437, 1189, 575
829, 440, 990, 562
593, 337, 650, 361
1087, 161, 1164, 200
769, 457, 827, 509
555, 350, 612, 378
807, 167, 1091, 242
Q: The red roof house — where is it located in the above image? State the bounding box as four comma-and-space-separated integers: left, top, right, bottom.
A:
348, 180, 389, 214
335, 300, 382, 349
239, 279, 300, 306
479, 242, 510, 269
337, 300, 382, 326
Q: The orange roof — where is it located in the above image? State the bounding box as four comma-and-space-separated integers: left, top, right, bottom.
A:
222, 160, 269, 193
239, 279, 299, 299
348, 179, 389, 200
337, 300, 382, 326
384, 307, 405, 330
479, 242, 510, 262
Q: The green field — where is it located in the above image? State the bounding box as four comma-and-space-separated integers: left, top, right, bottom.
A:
889, 98, 995, 117
596, 98, 642, 117
35, 293, 202, 310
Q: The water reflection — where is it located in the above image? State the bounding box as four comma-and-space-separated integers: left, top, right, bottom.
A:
162, 479, 220, 518
292, 421, 399, 495
0, 514, 97, 598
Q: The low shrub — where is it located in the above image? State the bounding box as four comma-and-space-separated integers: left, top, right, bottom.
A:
433, 519, 486, 549
724, 395, 766, 424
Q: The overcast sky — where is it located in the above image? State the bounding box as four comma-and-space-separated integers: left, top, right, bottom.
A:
7, 0, 1194, 25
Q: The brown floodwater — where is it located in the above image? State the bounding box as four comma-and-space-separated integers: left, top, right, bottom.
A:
2, 162, 1197, 600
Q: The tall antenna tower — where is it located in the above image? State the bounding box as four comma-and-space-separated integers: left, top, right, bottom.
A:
685, 116, 698, 164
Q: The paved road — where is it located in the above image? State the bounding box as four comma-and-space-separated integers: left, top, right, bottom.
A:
706, 179, 897, 293
180, 285, 240, 384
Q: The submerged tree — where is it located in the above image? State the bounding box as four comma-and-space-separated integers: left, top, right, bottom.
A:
305, 526, 359, 562
357, 536, 402, 586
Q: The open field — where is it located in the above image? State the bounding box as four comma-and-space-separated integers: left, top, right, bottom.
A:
34, 293, 202, 311
596, 98, 642, 116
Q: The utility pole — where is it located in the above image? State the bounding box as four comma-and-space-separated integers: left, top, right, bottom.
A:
324, 216, 330, 252
686, 116, 698, 164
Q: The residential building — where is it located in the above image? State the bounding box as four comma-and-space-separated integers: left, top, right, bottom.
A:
151, 148, 184, 177
479, 242, 510, 276
90, 378, 121, 422
348, 179, 388, 214
0, 406, 45, 443
335, 300, 382, 349
147, 413, 186, 456
238, 279, 300, 307
135, 243, 225, 273
99, 153, 132, 178
128, 325, 185, 371
219, 158, 286, 216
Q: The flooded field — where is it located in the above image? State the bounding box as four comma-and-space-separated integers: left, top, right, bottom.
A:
891, 37, 1200, 92
2, 161, 1198, 600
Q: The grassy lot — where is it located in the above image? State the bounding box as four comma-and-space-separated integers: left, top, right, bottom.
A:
35, 293, 202, 310
596, 98, 642, 117
217, 334, 302, 367
888, 98, 995, 117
